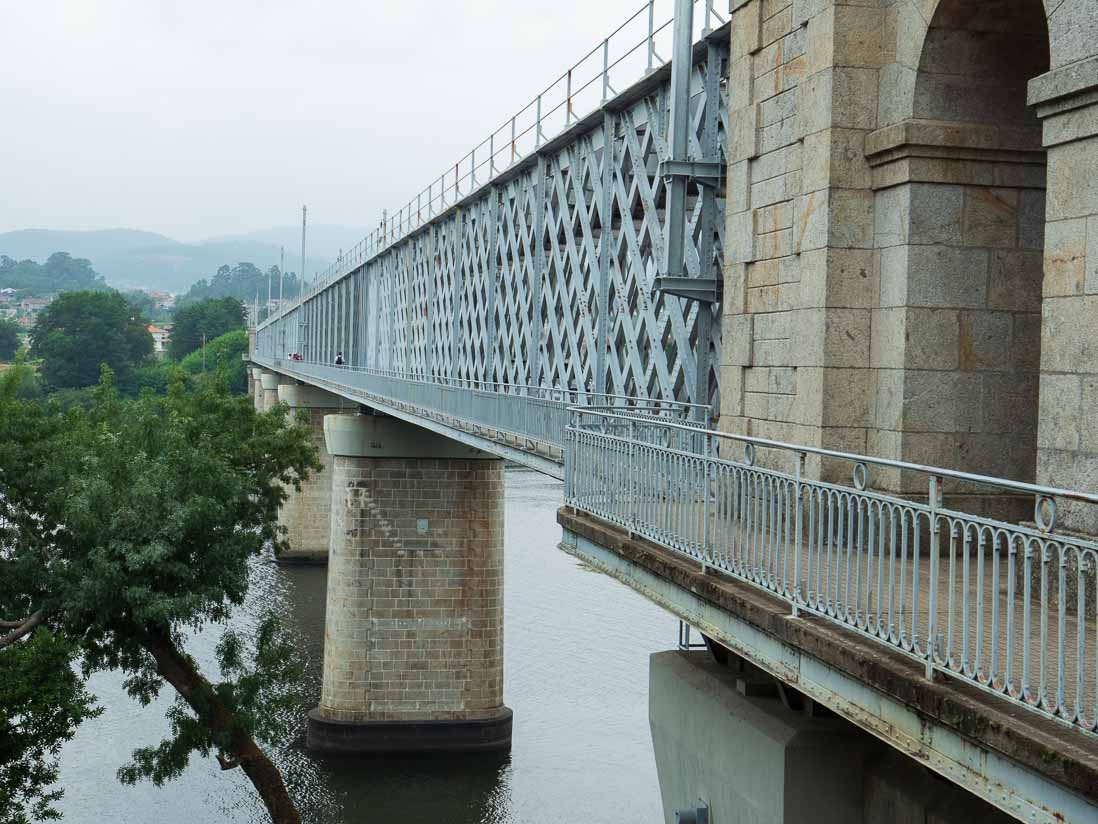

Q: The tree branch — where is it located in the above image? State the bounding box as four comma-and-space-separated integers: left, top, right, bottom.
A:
141, 625, 300, 824
0, 610, 44, 649
216, 753, 242, 771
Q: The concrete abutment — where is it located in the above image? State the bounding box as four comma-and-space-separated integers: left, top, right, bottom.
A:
650, 650, 1016, 824
306, 412, 511, 754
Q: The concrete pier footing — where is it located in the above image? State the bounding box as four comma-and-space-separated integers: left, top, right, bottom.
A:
306, 412, 511, 754
650, 650, 1014, 824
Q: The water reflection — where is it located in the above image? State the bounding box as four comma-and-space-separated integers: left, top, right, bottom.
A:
57, 469, 671, 824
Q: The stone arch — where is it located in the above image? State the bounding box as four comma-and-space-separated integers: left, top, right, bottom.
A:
867, 0, 1050, 514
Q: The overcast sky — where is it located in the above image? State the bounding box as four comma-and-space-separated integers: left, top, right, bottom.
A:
1, 0, 665, 242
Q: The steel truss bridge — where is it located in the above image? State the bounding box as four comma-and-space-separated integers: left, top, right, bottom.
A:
253, 1, 1098, 818
258, 5, 729, 421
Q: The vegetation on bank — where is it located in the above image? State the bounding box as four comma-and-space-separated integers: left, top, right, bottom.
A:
0, 320, 19, 362
170, 296, 247, 361
0, 366, 319, 824
0, 253, 107, 298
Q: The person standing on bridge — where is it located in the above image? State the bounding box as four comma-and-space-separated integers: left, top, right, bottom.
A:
335, 351, 344, 366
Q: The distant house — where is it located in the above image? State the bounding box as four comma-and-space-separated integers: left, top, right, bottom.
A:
148, 324, 171, 357
15, 315, 34, 330
19, 297, 51, 314
0, 288, 16, 304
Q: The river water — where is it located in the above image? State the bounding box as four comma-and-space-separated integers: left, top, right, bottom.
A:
55, 469, 674, 824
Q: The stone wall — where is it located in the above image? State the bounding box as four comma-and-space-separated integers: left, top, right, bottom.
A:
721, 0, 1098, 527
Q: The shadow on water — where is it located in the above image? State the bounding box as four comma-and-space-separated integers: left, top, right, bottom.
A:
56, 468, 671, 824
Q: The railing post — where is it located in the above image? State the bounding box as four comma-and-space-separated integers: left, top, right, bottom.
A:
926, 474, 942, 680
628, 417, 637, 533
792, 451, 805, 617
703, 452, 712, 565
536, 94, 544, 147
566, 69, 574, 125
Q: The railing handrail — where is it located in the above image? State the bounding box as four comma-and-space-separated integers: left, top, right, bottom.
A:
569, 407, 1098, 507
263, 356, 711, 414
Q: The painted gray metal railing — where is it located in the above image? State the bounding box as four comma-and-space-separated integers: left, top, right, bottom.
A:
255, 355, 707, 455
565, 408, 1098, 737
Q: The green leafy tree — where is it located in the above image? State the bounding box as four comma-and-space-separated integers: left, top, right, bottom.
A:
0, 318, 20, 361
170, 297, 245, 361
0, 630, 98, 824
0, 367, 320, 823
122, 290, 172, 324
0, 253, 107, 298
180, 329, 248, 394
29, 291, 153, 391
178, 263, 298, 310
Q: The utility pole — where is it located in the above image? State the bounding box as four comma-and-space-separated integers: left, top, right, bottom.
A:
266, 257, 272, 320
300, 205, 307, 300
279, 246, 285, 311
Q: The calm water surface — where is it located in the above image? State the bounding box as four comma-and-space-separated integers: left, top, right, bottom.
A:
55, 469, 674, 823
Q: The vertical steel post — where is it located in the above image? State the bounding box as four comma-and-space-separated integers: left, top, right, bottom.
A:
536, 95, 543, 147
530, 156, 548, 387
602, 39, 610, 103
646, 0, 656, 73
927, 475, 942, 679
449, 215, 462, 381
278, 246, 285, 319
300, 205, 307, 302
486, 187, 500, 383
593, 113, 615, 396
664, 0, 693, 287
566, 69, 573, 125
792, 452, 806, 616
693, 43, 722, 418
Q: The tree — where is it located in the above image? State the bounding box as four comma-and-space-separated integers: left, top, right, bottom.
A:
29, 291, 153, 391
0, 253, 107, 297
170, 297, 245, 361
180, 329, 249, 394
177, 263, 299, 310
0, 367, 320, 823
0, 319, 20, 361
0, 630, 98, 824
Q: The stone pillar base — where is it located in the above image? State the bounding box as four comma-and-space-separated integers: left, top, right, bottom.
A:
274, 549, 328, 566
306, 707, 513, 755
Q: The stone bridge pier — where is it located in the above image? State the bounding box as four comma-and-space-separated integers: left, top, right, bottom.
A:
306, 412, 511, 754
274, 384, 348, 564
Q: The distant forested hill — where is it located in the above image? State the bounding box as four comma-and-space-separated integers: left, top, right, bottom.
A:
0, 227, 358, 293
0, 252, 107, 296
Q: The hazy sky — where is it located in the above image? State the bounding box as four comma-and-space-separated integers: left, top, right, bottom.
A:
1, 0, 660, 242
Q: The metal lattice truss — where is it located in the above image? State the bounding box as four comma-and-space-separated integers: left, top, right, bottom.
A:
259, 41, 727, 413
